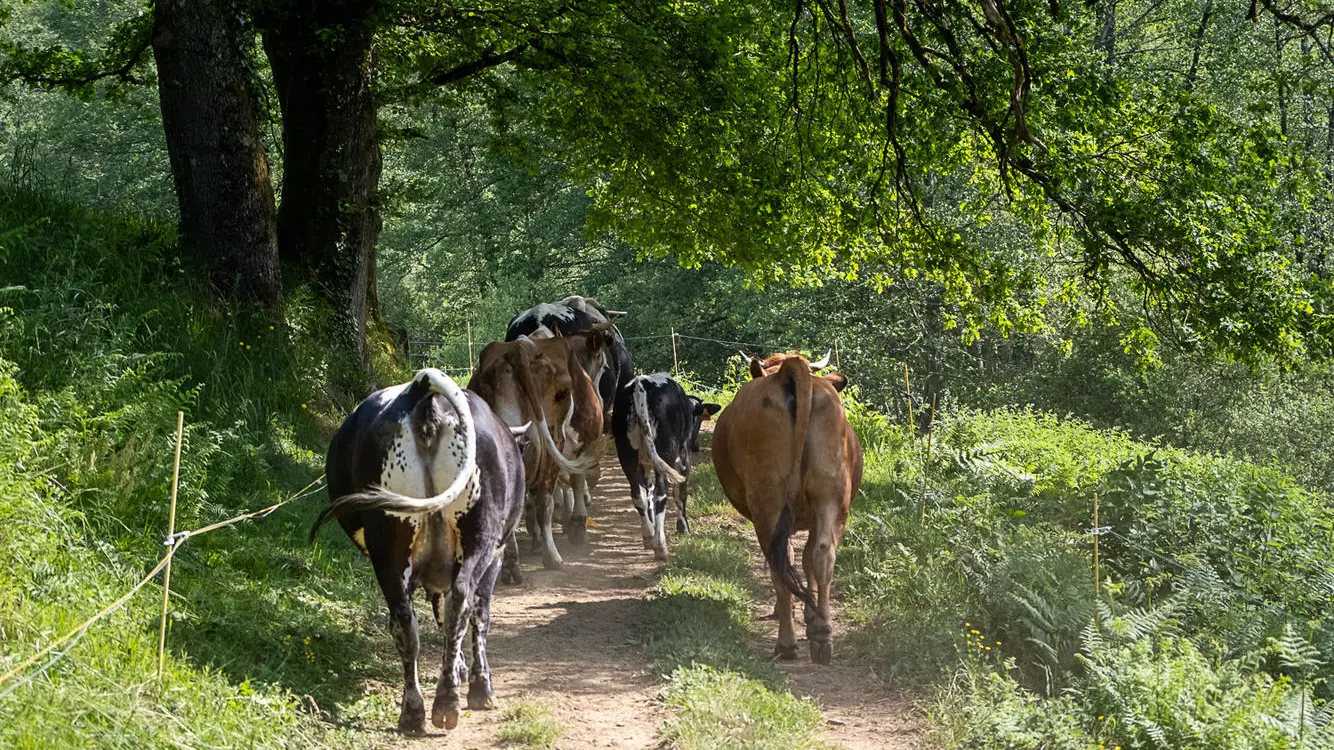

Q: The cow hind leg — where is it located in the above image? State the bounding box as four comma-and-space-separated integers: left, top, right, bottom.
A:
431, 579, 475, 730
566, 473, 590, 547
499, 530, 523, 585
537, 489, 564, 570
769, 567, 800, 660
524, 495, 542, 554
651, 473, 670, 560
630, 482, 654, 550
754, 503, 799, 659
802, 522, 837, 665
468, 556, 503, 710
374, 565, 426, 734
674, 476, 690, 535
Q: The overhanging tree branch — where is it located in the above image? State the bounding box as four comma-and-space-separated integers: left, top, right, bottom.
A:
0, 14, 153, 91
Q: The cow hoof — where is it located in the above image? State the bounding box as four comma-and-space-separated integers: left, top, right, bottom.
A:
500, 565, 523, 586
542, 554, 564, 571
676, 518, 689, 535
468, 680, 497, 711
653, 546, 669, 562
810, 640, 833, 665
642, 535, 654, 550
398, 709, 427, 736
566, 517, 588, 546
430, 702, 461, 730
774, 642, 800, 661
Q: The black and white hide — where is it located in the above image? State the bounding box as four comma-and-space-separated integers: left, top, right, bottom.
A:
612, 373, 721, 560
310, 368, 526, 735
506, 296, 633, 545
505, 296, 634, 421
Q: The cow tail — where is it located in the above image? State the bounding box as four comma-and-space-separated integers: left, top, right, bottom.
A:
515, 344, 599, 474
633, 379, 685, 483
310, 368, 477, 542
766, 358, 816, 610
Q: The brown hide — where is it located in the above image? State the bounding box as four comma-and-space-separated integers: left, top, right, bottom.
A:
469, 332, 607, 571
712, 352, 862, 664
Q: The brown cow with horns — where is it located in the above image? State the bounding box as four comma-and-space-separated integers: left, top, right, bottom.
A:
711, 351, 863, 664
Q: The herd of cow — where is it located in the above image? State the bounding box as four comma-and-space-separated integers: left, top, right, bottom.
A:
308, 296, 863, 734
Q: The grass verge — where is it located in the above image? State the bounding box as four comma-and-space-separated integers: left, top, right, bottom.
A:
645, 462, 826, 750
0, 188, 408, 747
498, 698, 564, 748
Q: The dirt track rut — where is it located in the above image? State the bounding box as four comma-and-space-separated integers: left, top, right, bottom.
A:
388, 453, 920, 749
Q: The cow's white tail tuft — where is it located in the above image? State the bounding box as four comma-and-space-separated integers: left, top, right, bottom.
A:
310, 368, 478, 539
632, 378, 685, 483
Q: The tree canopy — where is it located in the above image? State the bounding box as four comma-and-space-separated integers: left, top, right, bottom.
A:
2, 0, 1332, 368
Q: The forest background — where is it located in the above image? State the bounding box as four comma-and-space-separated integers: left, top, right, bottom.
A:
1, 0, 1333, 747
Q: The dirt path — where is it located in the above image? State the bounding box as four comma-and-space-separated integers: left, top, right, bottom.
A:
387, 451, 921, 749
749, 531, 924, 750
399, 460, 666, 749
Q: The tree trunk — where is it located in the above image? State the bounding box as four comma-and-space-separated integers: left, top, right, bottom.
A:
262, 0, 382, 394
1096, 0, 1117, 67
1184, 0, 1213, 92
152, 0, 282, 308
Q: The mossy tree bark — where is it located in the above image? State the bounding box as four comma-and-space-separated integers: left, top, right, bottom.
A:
152, 0, 282, 309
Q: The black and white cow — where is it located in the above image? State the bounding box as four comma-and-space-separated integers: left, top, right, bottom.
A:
506, 296, 633, 544
612, 373, 721, 560
310, 368, 526, 735
505, 296, 634, 417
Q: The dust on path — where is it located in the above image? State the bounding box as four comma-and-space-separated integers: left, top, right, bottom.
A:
395, 457, 666, 749
382, 450, 923, 749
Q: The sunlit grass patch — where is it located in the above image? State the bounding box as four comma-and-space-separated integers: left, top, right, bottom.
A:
498, 699, 564, 748
660, 665, 826, 750
648, 472, 826, 749
684, 464, 734, 518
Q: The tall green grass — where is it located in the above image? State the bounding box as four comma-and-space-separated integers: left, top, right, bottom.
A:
0, 189, 402, 747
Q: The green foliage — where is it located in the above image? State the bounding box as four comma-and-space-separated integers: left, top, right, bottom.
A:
0, 189, 390, 747
833, 396, 1334, 747
498, 699, 564, 748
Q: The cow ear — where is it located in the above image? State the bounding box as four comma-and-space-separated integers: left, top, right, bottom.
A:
748, 357, 766, 379
702, 403, 722, 419
824, 373, 849, 392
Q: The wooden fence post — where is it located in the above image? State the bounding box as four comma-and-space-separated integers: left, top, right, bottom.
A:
158, 411, 184, 680
834, 340, 841, 370
671, 328, 679, 377
1092, 493, 1101, 603
466, 320, 474, 374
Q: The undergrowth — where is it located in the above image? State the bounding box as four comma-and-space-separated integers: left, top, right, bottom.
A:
838, 405, 1334, 748
0, 189, 403, 746
498, 698, 564, 748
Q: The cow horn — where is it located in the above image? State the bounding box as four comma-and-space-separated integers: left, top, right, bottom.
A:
509, 421, 532, 437
605, 309, 627, 319
736, 350, 752, 363
809, 350, 832, 370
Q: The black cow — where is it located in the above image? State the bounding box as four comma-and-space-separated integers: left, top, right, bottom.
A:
612, 373, 721, 560
506, 296, 633, 544
310, 368, 526, 734
505, 296, 633, 426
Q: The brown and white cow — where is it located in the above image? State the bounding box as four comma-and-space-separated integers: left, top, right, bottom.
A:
712, 352, 862, 664
468, 329, 609, 570
507, 297, 634, 545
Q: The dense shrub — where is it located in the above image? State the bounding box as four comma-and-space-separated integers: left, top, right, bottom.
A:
836, 400, 1333, 746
